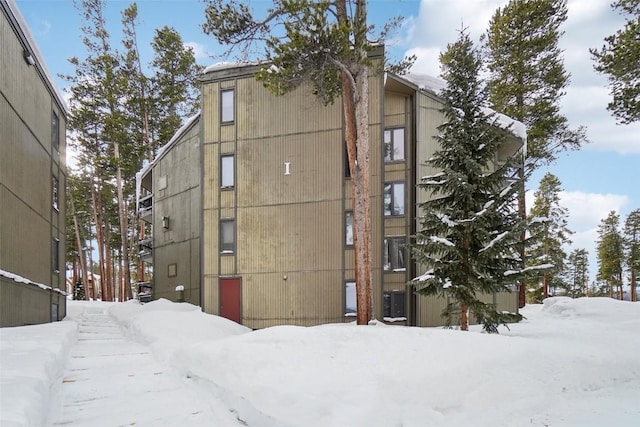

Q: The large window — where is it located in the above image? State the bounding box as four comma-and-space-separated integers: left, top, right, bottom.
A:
384, 237, 406, 271
384, 182, 405, 216
221, 89, 235, 123
52, 175, 59, 210
345, 281, 356, 316
220, 219, 235, 253
221, 155, 234, 188
345, 211, 353, 246
383, 291, 406, 319
51, 112, 59, 152
52, 238, 60, 273
384, 128, 405, 162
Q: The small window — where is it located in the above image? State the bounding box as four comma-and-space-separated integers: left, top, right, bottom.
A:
221, 155, 235, 188
221, 89, 234, 123
52, 238, 60, 273
345, 281, 356, 316
51, 112, 59, 152
384, 128, 405, 162
383, 291, 406, 318
52, 175, 59, 210
220, 219, 235, 253
384, 237, 406, 271
168, 263, 177, 278
384, 182, 405, 216
345, 211, 353, 246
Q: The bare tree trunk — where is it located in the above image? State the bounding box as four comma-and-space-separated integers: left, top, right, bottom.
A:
70, 194, 89, 300
631, 270, 637, 302
90, 180, 107, 301
543, 273, 548, 299
517, 155, 526, 308
337, 0, 373, 325
114, 141, 132, 300
460, 304, 468, 331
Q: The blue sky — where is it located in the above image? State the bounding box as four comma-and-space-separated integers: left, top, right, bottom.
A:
15, 0, 639, 278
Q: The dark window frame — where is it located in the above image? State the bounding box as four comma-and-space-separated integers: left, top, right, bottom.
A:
221, 89, 235, 124
51, 111, 59, 152
220, 154, 235, 189
383, 290, 406, 318
344, 280, 356, 317
52, 238, 60, 273
383, 181, 405, 217
345, 210, 354, 247
384, 236, 406, 272
384, 127, 405, 162
220, 219, 236, 254
52, 175, 59, 211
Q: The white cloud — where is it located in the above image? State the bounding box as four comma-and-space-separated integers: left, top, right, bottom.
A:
404, 47, 441, 76
559, 191, 629, 231
566, 0, 609, 26
184, 41, 210, 63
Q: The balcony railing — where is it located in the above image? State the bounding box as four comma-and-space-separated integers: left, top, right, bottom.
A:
138, 238, 152, 263
139, 194, 152, 222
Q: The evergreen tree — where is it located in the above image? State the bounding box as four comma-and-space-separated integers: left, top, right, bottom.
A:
623, 208, 640, 301
596, 211, 624, 299
526, 172, 572, 301
149, 26, 203, 151
202, 0, 412, 324
563, 248, 589, 298
483, 0, 587, 307
411, 29, 529, 333
591, 0, 640, 124
483, 0, 586, 165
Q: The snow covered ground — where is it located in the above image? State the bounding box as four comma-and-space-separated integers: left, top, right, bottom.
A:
1, 297, 639, 426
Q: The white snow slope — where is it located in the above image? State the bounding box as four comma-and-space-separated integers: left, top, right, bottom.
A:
1, 297, 639, 426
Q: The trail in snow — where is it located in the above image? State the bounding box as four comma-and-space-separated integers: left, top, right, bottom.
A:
50, 304, 243, 427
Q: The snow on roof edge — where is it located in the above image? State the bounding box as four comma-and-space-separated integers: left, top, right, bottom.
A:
0, 269, 69, 296
5, 0, 68, 115
402, 72, 527, 144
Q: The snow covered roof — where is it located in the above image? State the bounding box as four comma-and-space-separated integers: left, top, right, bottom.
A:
401, 72, 527, 144
0, 269, 68, 296
203, 61, 265, 74
136, 112, 201, 210
2, 0, 68, 115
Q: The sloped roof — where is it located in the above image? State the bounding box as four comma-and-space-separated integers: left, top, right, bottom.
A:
1, 0, 68, 115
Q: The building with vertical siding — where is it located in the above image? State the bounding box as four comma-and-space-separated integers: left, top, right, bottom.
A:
137, 46, 525, 328
1, 0, 68, 326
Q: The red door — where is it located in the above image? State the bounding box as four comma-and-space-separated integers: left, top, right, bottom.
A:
220, 277, 241, 323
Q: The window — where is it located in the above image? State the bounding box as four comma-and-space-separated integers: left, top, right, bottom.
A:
383, 291, 406, 319
384, 182, 405, 216
345, 211, 353, 246
384, 128, 405, 161
345, 281, 356, 316
220, 219, 235, 253
221, 155, 234, 188
221, 89, 234, 123
168, 263, 177, 278
52, 238, 60, 273
52, 175, 59, 210
51, 112, 59, 152
384, 237, 406, 271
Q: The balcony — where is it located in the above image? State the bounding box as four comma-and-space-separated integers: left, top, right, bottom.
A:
139, 194, 152, 223
138, 238, 153, 263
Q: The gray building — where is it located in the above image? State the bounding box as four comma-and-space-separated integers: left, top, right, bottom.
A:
1, 0, 68, 326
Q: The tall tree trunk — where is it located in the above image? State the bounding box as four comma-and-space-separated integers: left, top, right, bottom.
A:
543, 272, 549, 299
70, 194, 89, 300
90, 181, 107, 301
460, 303, 468, 331
114, 141, 132, 300
517, 155, 526, 308
337, 0, 373, 325
631, 270, 636, 302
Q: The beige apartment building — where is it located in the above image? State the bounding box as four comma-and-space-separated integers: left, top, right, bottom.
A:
138, 46, 524, 329
1, 0, 67, 326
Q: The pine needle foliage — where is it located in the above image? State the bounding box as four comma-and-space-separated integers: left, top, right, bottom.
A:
591, 0, 640, 124
411, 30, 531, 333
